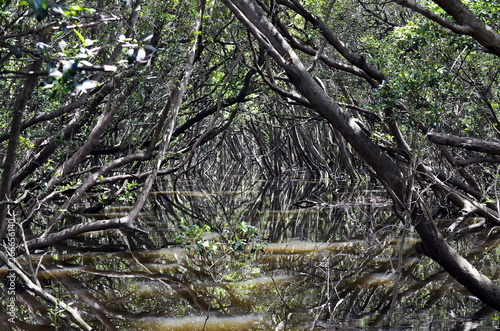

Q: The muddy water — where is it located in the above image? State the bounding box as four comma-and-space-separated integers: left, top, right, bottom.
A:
2, 177, 500, 330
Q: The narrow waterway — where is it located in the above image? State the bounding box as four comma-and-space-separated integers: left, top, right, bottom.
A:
2, 172, 499, 330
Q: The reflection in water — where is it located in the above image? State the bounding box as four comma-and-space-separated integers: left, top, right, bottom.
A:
140, 314, 268, 331
1, 173, 499, 330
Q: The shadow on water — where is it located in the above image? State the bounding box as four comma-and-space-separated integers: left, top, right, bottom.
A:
2, 171, 500, 330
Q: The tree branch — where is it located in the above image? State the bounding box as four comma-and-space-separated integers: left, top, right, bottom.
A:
427, 132, 500, 155
391, 0, 472, 34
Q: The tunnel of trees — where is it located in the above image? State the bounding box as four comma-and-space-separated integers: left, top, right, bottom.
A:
1, 0, 500, 329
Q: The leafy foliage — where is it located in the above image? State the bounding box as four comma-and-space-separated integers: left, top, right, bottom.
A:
174, 220, 266, 259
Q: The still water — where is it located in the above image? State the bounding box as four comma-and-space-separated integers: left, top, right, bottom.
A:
2, 174, 500, 330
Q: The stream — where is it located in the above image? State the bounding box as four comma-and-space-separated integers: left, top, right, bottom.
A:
2, 171, 499, 330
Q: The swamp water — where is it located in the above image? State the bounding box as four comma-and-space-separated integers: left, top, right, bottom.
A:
2, 174, 500, 330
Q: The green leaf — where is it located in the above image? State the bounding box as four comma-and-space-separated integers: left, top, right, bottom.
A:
73, 29, 85, 44
69, 4, 83, 11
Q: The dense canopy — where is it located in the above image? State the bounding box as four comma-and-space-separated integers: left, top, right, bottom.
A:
1, 0, 500, 329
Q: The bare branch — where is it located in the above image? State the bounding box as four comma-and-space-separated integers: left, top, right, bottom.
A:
427, 132, 500, 155
23, 217, 142, 253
